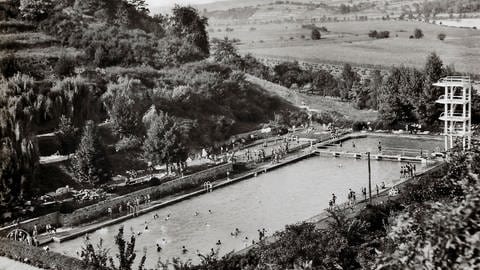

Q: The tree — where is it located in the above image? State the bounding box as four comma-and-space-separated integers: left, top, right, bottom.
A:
111, 226, 146, 270
80, 238, 110, 269
416, 52, 444, 127
110, 92, 140, 138
437, 32, 446, 41
211, 37, 240, 64
71, 121, 110, 186
127, 0, 149, 15
170, 5, 210, 56
143, 110, 187, 174
311, 29, 321, 40
339, 63, 360, 100
58, 115, 77, 154
81, 226, 146, 270
0, 52, 17, 78
54, 53, 75, 78
312, 69, 338, 96
19, 0, 54, 21
414, 28, 424, 39
0, 96, 39, 205
366, 69, 383, 109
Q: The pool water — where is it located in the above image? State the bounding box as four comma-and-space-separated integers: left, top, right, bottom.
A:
50, 153, 436, 267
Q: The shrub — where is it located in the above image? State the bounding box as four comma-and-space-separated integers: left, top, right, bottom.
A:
0, 52, 17, 78
19, 0, 54, 21
437, 32, 446, 41
54, 54, 76, 78
368, 30, 378, 38
115, 136, 142, 152
311, 28, 321, 40
413, 28, 423, 39
352, 121, 367, 131
0, 238, 99, 270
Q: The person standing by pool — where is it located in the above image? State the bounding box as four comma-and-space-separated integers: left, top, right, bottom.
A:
332, 193, 337, 204
378, 141, 382, 152
352, 141, 356, 148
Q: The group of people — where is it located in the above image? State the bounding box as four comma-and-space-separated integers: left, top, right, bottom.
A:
270, 143, 289, 164
347, 189, 357, 205
258, 228, 267, 241
328, 193, 337, 209
401, 163, 416, 178
329, 182, 389, 209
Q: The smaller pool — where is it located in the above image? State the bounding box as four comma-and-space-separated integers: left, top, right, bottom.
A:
326, 135, 443, 157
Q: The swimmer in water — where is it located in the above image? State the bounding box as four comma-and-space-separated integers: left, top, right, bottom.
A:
338, 164, 343, 167
194, 211, 199, 216
208, 209, 212, 214
156, 243, 162, 252
165, 214, 170, 221
182, 246, 188, 254
216, 240, 222, 245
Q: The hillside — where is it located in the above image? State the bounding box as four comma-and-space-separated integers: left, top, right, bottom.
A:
0, 0, 303, 202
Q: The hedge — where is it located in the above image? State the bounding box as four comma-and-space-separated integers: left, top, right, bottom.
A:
0, 238, 102, 270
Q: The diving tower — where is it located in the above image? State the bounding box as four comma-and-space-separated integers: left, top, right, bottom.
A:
434, 76, 472, 151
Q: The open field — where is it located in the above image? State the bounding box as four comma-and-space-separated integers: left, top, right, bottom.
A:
211, 20, 480, 73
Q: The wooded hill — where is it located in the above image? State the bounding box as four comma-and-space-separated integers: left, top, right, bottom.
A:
0, 0, 301, 206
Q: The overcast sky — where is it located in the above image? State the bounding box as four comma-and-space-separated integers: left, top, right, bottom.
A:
146, 0, 219, 7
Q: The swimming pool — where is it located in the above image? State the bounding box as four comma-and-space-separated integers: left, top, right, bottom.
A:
49, 145, 439, 267
328, 135, 444, 156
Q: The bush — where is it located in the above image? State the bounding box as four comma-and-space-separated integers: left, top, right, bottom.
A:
0, 52, 17, 78
352, 121, 367, 131
368, 30, 378, 38
437, 32, 446, 41
19, 0, 54, 21
413, 28, 423, 39
54, 54, 76, 78
369, 30, 389, 39
0, 238, 100, 270
311, 28, 321, 40
115, 136, 142, 152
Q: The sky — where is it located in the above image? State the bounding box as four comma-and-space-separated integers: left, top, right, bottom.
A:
146, 0, 220, 7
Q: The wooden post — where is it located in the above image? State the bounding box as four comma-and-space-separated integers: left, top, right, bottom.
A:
367, 152, 372, 204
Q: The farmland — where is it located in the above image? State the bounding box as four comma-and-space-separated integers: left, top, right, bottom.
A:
210, 19, 480, 73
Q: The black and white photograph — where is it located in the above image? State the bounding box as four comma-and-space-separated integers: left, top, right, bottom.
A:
0, 0, 479, 269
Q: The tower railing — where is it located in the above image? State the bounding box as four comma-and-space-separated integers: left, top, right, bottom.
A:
437, 76, 471, 83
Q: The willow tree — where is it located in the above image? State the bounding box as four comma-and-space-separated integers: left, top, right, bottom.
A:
0, 95, 39, 205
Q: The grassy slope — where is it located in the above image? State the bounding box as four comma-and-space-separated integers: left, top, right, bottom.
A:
245, 74, 378, 122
